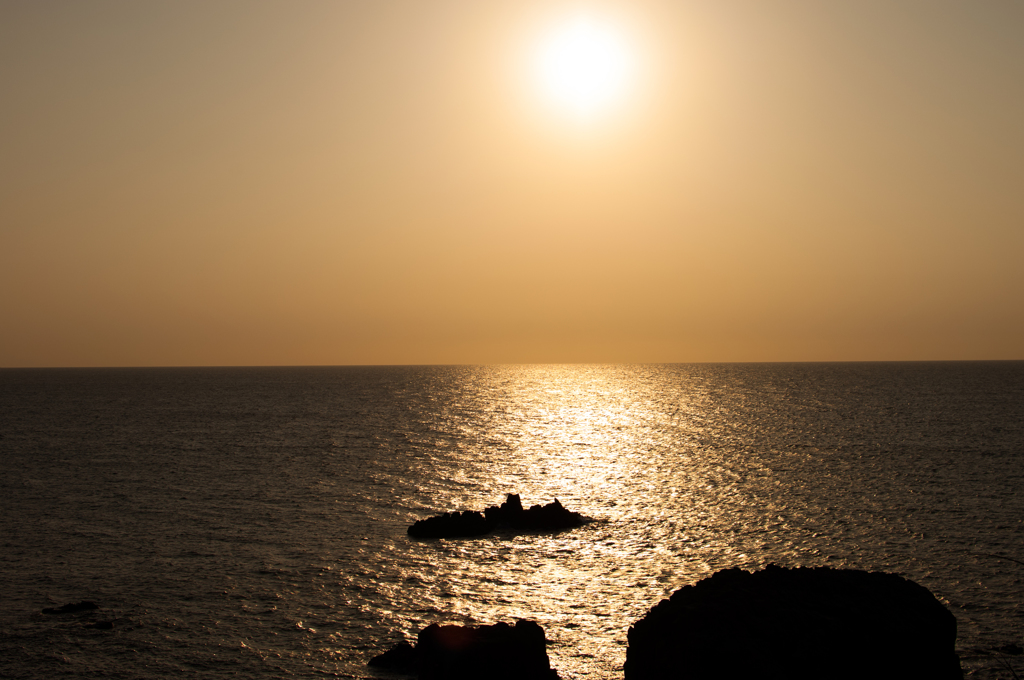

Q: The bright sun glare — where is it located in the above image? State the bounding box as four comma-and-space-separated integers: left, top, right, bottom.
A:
534, 15, 635, 120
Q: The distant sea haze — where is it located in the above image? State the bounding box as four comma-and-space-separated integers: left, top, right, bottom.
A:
1, 363, 1021, 679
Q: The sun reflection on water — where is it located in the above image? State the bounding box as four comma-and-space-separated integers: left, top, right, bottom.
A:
319, 363, 1022, 679
4, 365, 1019, 679
380, 365, 739, 677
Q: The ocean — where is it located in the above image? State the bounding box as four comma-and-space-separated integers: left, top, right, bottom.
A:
1, 363, 1021, 678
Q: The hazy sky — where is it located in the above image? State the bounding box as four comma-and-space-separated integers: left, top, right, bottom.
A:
2, 0, 1022, 367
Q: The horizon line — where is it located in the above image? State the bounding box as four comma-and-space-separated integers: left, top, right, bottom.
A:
3, 358, 1022, 370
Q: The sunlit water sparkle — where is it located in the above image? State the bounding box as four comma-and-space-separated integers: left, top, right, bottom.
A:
1, 363, 1022, 678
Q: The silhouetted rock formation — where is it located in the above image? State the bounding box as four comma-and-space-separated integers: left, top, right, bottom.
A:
369, 619, 560, 679
41, 601, 99, 615
624, 564, 963, 680
407, 510, 492, 538
407, 494, 588, 539
484, 492, 525, 525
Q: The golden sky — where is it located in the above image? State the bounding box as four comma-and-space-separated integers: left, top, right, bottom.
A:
2, 0, 1022, 366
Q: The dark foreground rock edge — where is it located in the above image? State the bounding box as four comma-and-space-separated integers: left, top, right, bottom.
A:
369, 565, 962, 680
624, 564, 963, 680
369, 619, 560, 680
407, 493, 591, 539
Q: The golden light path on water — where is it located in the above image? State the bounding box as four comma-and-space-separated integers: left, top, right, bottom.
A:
362, 365, 876, 678
4, 365, 1019, 679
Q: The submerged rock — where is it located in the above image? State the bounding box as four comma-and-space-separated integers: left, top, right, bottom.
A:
624, 564, 963, 680
370, 619, 560, 680
41, 601, 99, 615
407, 494, 588, 539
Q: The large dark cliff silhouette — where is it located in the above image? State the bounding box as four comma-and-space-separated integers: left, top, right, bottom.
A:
624, 564, 963, 679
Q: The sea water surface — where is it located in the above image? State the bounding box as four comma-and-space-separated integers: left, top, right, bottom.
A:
1, 363, 1022, 679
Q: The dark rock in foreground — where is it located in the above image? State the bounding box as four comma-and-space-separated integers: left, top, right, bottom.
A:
369, 641, 417, 674
624, 564, 962, 680
42, 601, 99, 615
370, 619, 560, 680
407, 494, 588, 539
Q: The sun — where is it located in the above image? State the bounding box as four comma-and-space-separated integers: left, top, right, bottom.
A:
533, 15, 635, 121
